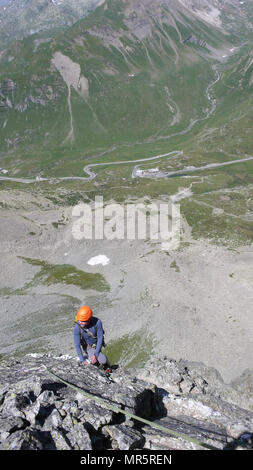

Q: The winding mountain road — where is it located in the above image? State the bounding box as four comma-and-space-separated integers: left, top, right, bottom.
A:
0, 64, 252, 185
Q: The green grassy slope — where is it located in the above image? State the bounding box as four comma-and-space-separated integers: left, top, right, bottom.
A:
0, 0, 237, 176
0, 0, 253, 248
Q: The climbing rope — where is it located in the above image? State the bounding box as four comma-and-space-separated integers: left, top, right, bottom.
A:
46, 368, 221, 450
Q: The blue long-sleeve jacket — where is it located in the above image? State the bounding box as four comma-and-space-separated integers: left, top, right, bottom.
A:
73, 317, 104, 362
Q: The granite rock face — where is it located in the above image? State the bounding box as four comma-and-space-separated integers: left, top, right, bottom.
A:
0, 354, 253, 450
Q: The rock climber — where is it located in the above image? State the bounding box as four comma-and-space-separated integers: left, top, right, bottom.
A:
74, 305, 110, 371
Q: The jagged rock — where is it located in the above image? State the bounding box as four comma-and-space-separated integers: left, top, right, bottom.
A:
0, 353, 253, 450
133, 357, 253, 412
230, 369, 253, 411
43, 407, 63, 430
47, 423, 93, 451
76, 401, 114, 431
0, 428, 44, 450
0, 391, 31, 420
142, 415, 228, 450
0, 354, 156, 450
49, 429, 72, 450
133, 358, 253, 445
65, 422, 92, 450
0, 416, 27, 441
37, 390, 56, 405
103, 424, 144, 450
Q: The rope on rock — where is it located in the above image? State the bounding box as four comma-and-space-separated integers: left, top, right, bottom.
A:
46, 367, 221, 451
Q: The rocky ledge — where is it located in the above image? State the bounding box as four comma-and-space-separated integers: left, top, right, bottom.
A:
0, 354, 253, 451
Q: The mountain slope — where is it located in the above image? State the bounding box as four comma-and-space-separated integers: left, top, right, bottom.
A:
1, 0, 246, 177
0, 0, 105, 49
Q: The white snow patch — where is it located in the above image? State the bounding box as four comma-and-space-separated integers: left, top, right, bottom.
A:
87, 255, 110, 266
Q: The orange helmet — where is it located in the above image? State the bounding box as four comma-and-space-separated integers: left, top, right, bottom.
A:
76, 305, 93, 322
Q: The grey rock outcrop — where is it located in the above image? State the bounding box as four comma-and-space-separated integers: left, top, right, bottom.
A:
0, 354, 253, 451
